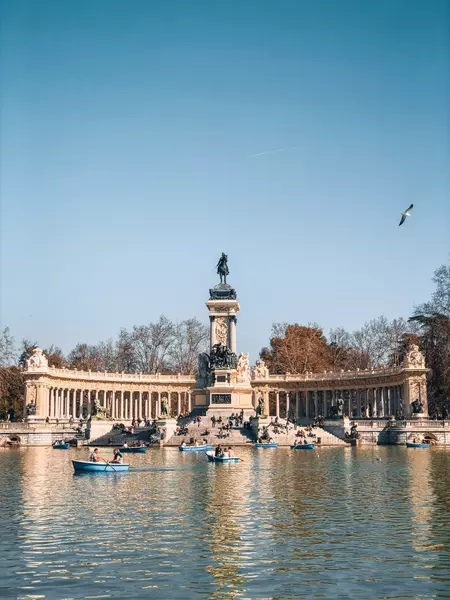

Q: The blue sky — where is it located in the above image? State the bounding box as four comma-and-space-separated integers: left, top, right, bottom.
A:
1, 0, 449, 362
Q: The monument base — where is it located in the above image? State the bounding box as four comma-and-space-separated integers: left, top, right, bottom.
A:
250, 416, 271, 438
156, 418, 178, 444
411, 412, 426, 419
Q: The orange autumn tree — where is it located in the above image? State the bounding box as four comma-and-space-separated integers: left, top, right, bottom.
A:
260, 324, 332, 374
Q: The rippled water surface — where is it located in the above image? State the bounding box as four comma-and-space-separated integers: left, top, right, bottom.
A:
1, 446, 450, 600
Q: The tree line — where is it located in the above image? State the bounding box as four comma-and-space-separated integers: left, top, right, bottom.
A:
260, 259, 450, 416
1, 259, 449, 417
0, 317, 208, 419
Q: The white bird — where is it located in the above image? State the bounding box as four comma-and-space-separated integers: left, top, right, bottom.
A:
399, 204, 413, 226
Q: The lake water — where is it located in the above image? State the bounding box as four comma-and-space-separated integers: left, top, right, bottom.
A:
0, 446, 449, 600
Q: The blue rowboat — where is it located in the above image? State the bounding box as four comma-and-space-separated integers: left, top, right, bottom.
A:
72, 460, 130, 473
120, 446, 147, 453
53, 442, 70, 449
291, 443, 315, 450
206, 451, 239, 463
406, 442, 430, 448
255, 443, 278, 448
179, 444, 213, 452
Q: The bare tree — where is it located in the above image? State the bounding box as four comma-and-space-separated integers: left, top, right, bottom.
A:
169, 318, 209, 373
116, 328, 138, 372
0, 327, 15, 366
351, 316, 416, 368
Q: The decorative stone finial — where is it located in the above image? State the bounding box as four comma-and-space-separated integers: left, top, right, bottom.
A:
25, 347, 48, 370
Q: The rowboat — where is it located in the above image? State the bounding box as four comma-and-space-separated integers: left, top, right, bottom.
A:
406, 442, 430, 448
72, 460, 130, 473
179, 444, 213, 452
291, 443, 315, 450
206, 451, 239, 463
120, 446, 147, 453
255, 443, 278, 448
53, 442, 70, 450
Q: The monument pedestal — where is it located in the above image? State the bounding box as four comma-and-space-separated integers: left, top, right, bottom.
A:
205, 368, 254, 417
156, 418, 178, 444
251, 416, 271, 438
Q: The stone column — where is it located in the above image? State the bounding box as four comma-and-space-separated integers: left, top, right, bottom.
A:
275, 392, 280, 418
229, 316, 237, 354
88, 391, 92, 419
49, 388, 54, 418
356, 389, 361, 417
177, 392, 181, 416
386, 388, 391, 417
156, 391, 161, 417
381, 388, 386, 418
263, 391, 270, 417
118, 391, 122, 420
285, 392, 290, 420
209, 316, 215, 350
295, 391, 301, 423
305, 391, 310, 419
372, 388, 377, 418
188, 392, 192, 413
313, 390, 318, 417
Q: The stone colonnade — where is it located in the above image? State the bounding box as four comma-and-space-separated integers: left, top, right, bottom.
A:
45, 388, 193, 421
254, 385, 406, 421
24, 366, 197, 423
24, 364, 428, 423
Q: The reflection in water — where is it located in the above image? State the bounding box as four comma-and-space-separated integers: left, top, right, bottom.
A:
0, 446, 449, 599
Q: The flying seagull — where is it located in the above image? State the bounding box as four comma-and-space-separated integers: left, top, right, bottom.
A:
399, 204, 413, 226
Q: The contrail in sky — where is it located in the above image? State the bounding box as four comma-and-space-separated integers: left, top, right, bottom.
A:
247, 146, 294, 158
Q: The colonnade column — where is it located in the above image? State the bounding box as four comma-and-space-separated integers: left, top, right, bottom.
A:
379, 388, 385, 418
372, 388, 377, 418
177, 392, 181, 416
285, 392, 290, 420
314, 390, 318, 418
188, 392, 192, 413
305, 391, 310, 419
157, 392, 161, 418
275, 392, 280, 418
295, 392, 300, 423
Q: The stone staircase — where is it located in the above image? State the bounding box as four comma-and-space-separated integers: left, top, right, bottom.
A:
164, 415, 255, 447
258, 421, 347, 447
87, 415, 348, 447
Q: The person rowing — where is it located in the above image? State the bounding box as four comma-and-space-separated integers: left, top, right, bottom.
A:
111, 448, 123, 464
89, 448, 106, 463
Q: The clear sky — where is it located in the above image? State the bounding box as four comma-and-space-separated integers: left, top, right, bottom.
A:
1, 0, 449, 363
